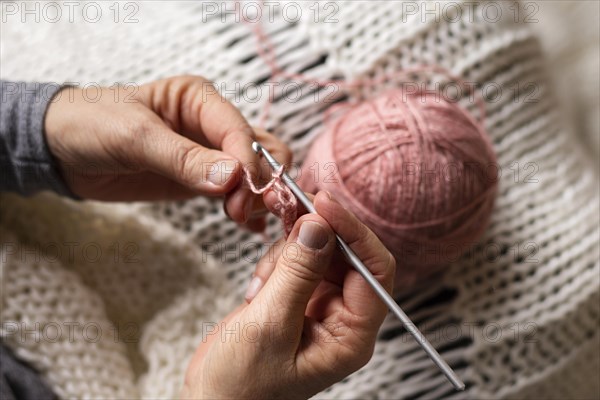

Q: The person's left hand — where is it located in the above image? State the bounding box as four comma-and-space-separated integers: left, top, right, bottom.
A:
44, 75, 291, 230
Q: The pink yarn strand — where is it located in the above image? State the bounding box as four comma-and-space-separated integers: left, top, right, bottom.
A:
235, 1, 498, 289
243, 2, 487, 124
244, 166, 297, 236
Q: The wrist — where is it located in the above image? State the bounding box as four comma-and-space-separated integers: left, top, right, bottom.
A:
44, 86, 78, 163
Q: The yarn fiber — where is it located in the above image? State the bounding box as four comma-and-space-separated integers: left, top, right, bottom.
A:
244, 165, 297, 235
1, 1, 598, 399
299, 89, 497, 286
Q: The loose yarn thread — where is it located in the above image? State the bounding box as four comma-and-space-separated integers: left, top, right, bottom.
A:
244, 165, 297, 235
241, 3, 498, 286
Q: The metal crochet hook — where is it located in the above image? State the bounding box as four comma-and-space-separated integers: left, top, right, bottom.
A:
251, 141, 465, 391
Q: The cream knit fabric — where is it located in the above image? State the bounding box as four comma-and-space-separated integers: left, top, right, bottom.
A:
1, 1, 599, 399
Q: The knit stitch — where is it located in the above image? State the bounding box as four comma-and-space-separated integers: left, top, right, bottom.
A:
1, 1, 598, 399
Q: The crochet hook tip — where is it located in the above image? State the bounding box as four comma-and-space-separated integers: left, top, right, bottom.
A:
251, 141, 262, 154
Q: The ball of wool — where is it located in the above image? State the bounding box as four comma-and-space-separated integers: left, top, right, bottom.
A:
298, 89, 498, 287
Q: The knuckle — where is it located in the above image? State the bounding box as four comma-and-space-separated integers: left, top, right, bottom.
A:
357, 222, 371, 243
175, 145, 205, 186
167, 76, 213, 103
360, 233, 396, 279
221, 126, 254, 155
371, 246, 396, 291
121, 112, 154, 155
192, 76, 218, 96
343, 216, 371, 248
386, 251, 397, 276
227, 117, 254, 135
280, 256, 322, 284
192, 74, 211, 84
276, 244, 324, 286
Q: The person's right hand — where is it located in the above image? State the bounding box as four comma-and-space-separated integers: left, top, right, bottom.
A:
181, 191, 396, 399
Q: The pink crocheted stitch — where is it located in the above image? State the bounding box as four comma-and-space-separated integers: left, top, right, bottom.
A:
244, 166, 297, 236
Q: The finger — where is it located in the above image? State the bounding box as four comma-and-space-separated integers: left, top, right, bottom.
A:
130, 116, 242, 196
244, 238, 286, 302
137, 77, 294, 224
223, 127, 292, 223
245, 190, 315, 300
313, 191, 396, 325
244, 215, 266, 233
243, 190, 314, 302
263, 190, 313, 218
137, 76, 258, 223
248, 127, 293, 185
136, 76, 254, 146
244, 128, 294, 214
183, 84, 261, 225
245, 190, 314, 302
250, 214, 335, 330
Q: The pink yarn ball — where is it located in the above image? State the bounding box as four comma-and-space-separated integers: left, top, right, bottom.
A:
298, 90, 498, 287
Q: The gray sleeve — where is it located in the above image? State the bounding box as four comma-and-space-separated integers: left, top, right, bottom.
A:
0, 80, 76, 197
1, 343, 57, 400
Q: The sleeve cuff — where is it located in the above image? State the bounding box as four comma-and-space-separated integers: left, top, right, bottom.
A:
0, 81, 79, 198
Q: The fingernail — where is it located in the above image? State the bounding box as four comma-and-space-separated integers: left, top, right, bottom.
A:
323, 190, 342, 207
207, 160, 238, 186
245, 276, 263, 301
298, 221, 328, 250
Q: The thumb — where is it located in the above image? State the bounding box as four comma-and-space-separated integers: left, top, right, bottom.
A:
136, 121, 242, 195
253, 215, 335, 327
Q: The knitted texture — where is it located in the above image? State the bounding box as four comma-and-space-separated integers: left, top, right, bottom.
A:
1, 1, 598, 399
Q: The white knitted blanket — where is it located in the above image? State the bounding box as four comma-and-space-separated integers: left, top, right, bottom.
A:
1, 1, 599, 399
